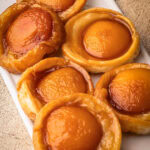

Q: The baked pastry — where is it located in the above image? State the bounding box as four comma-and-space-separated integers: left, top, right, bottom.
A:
17, 57, 94, 120
16, 0, 87, 21
0, 2, 64, 74
95, 63, 150, 134
33, 93, 121, 150
62, 8, 140, 73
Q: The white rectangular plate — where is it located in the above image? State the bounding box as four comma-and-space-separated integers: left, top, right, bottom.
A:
0, 0, 150, 150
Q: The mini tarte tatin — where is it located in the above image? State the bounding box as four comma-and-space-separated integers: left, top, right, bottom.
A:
17, 0, 87, 21
0, 2, 64, 74
33, 93, 121, 150
63, 8, 140, 73
95, 63, 150, 134
17, 57, 94, 120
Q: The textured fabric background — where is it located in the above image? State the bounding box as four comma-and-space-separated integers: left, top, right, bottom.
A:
0, 0, 150, 149
116, 0, 150, 52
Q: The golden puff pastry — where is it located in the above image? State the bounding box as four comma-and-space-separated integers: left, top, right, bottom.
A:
95, 63, 150, 134
0, 2, 64, 74
16, 0, 87, 21
63, 8, 140, 73
17, 57, 94, 120
33, 93, 122, 150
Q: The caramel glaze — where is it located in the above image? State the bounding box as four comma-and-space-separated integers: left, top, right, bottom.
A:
33, 66, 88, 104
107, 86, 149, 115
108, 69, 150, 115
82, 18, 132, 60
42, 106, 102, 150
107, 92, 131, 115
107, 91, 150, 115
5, 7, 53, 57
33, 66, 64, 104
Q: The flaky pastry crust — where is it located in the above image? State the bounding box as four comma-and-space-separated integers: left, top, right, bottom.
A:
62, 8, 140, 73
0, 2, 64, 74
17, 0, 87, 21
17, 57, 94, 120
95, 63, 150, 134
33, 93, 121, 150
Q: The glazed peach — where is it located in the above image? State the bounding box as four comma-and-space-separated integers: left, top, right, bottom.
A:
17, 57, 94, 120
33, 94, 121, 150
95, 63, 150, 134
37, 67, 87, 103
17, 0, 87, 21
109, 68, 150, 114
46, 106, 102, 150
63, 8, 140, 73
6, 7, 52, 56
0, 2, 64, 73
83, 20, 131, 59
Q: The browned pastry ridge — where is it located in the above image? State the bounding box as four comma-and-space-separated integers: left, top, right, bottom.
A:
16, 0, 87, 21
95, 63, 150, 134
33, 93, 122, 150
63, 8, 140, 73
0, 2, 64, 73
17, 57, 94, 120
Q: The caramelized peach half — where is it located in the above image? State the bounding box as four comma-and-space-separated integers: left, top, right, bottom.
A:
0, 2, 64, 73
17, 0, 87, 21
83, 20, 131, 59
109, 68, 150, 114
63, 8, 139, 73
17, 57, 93, 120
46, 106, 102, 150
95, 63, 150, 134
33, 94, 121, 150
37, 67, 87, 103
6, 7, 53, 56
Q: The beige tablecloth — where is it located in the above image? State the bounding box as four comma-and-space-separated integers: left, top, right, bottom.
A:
0, 0, 150, 149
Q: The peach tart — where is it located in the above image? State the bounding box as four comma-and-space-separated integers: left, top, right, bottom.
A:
17, 57, 94, 120
63, 8, 140, 73
33, 93, 121, 150
17, 0, 87, 21
0, 2, 64, 73
95, 63, 150, 134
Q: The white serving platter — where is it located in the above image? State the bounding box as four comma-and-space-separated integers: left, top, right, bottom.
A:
0, 0, 150, 150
